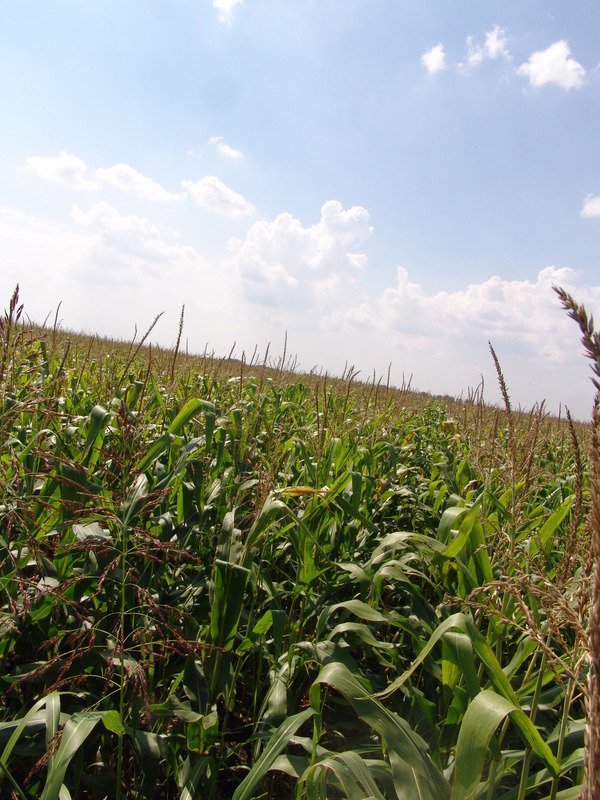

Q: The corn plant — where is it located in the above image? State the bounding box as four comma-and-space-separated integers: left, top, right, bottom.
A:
0, 286, 592, 798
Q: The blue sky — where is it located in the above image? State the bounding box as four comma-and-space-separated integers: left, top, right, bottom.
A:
1, 1, 599, 419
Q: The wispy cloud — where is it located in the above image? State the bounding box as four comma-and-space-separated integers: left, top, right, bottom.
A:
209, 136, 244, 160
581, 194, 600, 218
463, 25, 510, 70
182, 176, 254, 217
26, 151, 99, 191
421, 44, 446, 75
213, 0, 243, 25
518, 40, 586, 90
96, 163, 178, 203
484, 26, 511, 60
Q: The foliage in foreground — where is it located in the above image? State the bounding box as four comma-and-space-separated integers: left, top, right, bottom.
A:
0, 286, 595, 799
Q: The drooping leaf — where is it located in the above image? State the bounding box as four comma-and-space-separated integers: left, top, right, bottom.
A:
315, 661, 450, 800
231, 709, 314, 800
450, 690, 520, 800
40, 711, 115, 800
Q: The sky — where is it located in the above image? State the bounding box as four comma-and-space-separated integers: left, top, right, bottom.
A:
1, 1, 599, 420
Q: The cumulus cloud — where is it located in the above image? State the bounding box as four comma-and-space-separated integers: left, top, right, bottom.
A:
463, 25, 510, 69
209, 136, 244, 160
518, 40, 586, 89
386, 266, 595, 366
183, 176, 254, 218
213, 0, 243, 25
2, 197, 599, 419
71, 202, 204, 282
421, 44, 446, 75
26, 151, 99, 191
225, 200, 372, 307
96, 163, 178, 203
581, 194, 600, 218
0, 203, 211, 347
317, 265, 600, 418
375, 266, 579, 359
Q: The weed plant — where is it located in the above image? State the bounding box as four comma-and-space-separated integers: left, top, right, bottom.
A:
0, 284, 594, 799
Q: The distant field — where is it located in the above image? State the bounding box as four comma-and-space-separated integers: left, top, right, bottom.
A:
0, 286, 596, 799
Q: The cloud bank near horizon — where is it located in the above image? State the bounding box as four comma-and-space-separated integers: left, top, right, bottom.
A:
1, 183, 598, 419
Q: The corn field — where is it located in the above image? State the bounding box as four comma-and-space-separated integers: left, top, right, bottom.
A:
0, 285, 598, 799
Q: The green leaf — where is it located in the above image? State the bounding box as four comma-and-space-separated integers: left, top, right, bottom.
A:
120, 473, 149, 525
46, 693, 61, 774
377, 613, 560, 777
315, 662, 449, 800
0, 694, 59, 775
438, 506, 469, 545
243, 494, 287, 561
303, 751, 387, 800
180, 757, 210, 800
101, 711, 125, 736
532, 497, 574, 557
82, 405, 110, 468
149, 696, 204, 723
330, 751, 387, 799
327, 622, 395, 650
236, 610, 274, 654
137, 431, 174, 473
317, 599, 390, 638
168, 398, 215, 435
440, 505, 480, 558
442, 632, 480, 700
41, 711, 113, 800
133, 729, 164, 798
231, 709, 314, 800
210, 560, 250, 651
450, 690, 519, 800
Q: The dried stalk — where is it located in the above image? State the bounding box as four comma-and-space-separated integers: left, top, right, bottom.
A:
554, 286, 600, 800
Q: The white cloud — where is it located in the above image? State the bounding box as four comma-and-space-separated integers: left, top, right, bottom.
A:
70, 202, 205, 285
1, 199, 599, 419
213, 0, 243, 25
321, 265, 600, 418
581, 194, 600, 218
463, 25, 510, 69
0, 205, 88, 294
518, 40, 586, 90
0, 203, 223, 350
421, 44, 446, 75
26, 151, 99, 191
465, 37, 485, 69
72, 201, 163, 251
484, 26, 510, 60
375, 266, 576, 359
209, 136, 244, 160
225, 200, 372, 307
96, 163, 178, 203
182, 176, 254, 217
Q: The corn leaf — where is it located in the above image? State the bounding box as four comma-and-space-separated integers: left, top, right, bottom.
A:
40, 711, 115, 800
231, 708, 314, 800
